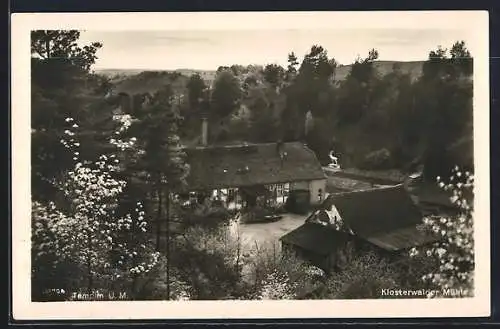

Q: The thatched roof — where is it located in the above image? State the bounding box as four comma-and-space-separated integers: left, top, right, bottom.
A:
183, 142, 326, 190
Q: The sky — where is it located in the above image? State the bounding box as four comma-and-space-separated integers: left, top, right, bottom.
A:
79, 28, 475, 71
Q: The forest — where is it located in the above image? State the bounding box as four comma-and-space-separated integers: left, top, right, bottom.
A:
31, 30, 474, 301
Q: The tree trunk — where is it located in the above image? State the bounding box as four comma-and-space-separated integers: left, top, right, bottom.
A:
155, 187, 163, 251
131, 193, 138, 297
87, 230, 93, 294
165, 189, 171, 300
45, 36, 51, 59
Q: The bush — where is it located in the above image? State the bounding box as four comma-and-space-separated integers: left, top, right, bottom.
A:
134, 256, 192, 300
168, 225, 246, 300
322, 252, 401, 299
181, 203, 233, 230
243, 241, 325, 300
360, 148, 393, 170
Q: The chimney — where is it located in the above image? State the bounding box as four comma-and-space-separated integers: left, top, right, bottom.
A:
276, 141, 284, 155
276, 141, 287, 166
404, 171, 423, 206
201, 117, 208, 146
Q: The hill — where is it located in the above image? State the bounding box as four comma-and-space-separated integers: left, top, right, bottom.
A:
108, 71, 190, 95
96, 60, 426, 96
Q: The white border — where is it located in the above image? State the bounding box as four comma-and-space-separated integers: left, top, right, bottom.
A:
11, 11, 490, 320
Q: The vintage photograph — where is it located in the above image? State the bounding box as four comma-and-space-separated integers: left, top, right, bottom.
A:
12, 11, 490, 319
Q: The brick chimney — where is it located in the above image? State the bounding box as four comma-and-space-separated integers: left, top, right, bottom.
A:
201, 117, 208, 146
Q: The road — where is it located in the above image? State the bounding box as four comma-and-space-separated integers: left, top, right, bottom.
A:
229, 212, 308, 254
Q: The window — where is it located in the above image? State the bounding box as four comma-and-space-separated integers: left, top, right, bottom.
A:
276, 184, 283, 195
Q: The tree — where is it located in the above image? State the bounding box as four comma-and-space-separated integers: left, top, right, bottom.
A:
247, 87, 280, 143
31, 30, 108, 201
262, 64, 286, 90
450, 41, 473, 77
186, 74, 207, 112
230, 64, 247, 76
410, 167, 474, 296
281, 45, 337, 142
210, 71, 242, 119
216, 66, 230, 73
286, 52, 299, 81
31, 30, 102, 72
31, 115, 160, 301
298, 45, 336, 82
336, 49, 380, 125
126, 85, 190, 300
129, 85, 190, 252
416, 41, 473, 179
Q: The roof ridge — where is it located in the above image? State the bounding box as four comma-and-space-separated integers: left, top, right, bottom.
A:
329, 183, 405, 198
183, 140, 309, 150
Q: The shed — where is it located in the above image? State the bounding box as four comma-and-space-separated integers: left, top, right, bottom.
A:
280, 185, 440, 270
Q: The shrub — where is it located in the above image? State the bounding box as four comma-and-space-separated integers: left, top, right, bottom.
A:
322, 252, 401, 299
360, 148, 393, 170
168, 225, 245, 300
243, 241, 325, 300
134, 256, 192, 301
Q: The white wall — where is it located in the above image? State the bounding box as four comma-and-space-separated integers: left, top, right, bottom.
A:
290, 181, 309, 190
289, 179, 327, 205
309, 179, 327, 205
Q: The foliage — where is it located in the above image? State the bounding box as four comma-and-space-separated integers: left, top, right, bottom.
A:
31, 30, 102, 71
246, 86, 281, 143
31, 33, 476, 301
31, 115, 160, 301
262, 64, 286, 90
417, 42, 473, 179
128, 85, 190, 250
210, 70, 242, 119
280, 45, 337, 142
31, 30, 110, 202
131, 85, 189, 191
253, 248, 325, 300
186, 73, 207, 112
360, 148, 393, 170
133, 255, 192, 301
169, 224, 246, 300
321, 252, 401, 299
336, 49, 380, 126
286, 52, 299, 79
410, 166, 474, 296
